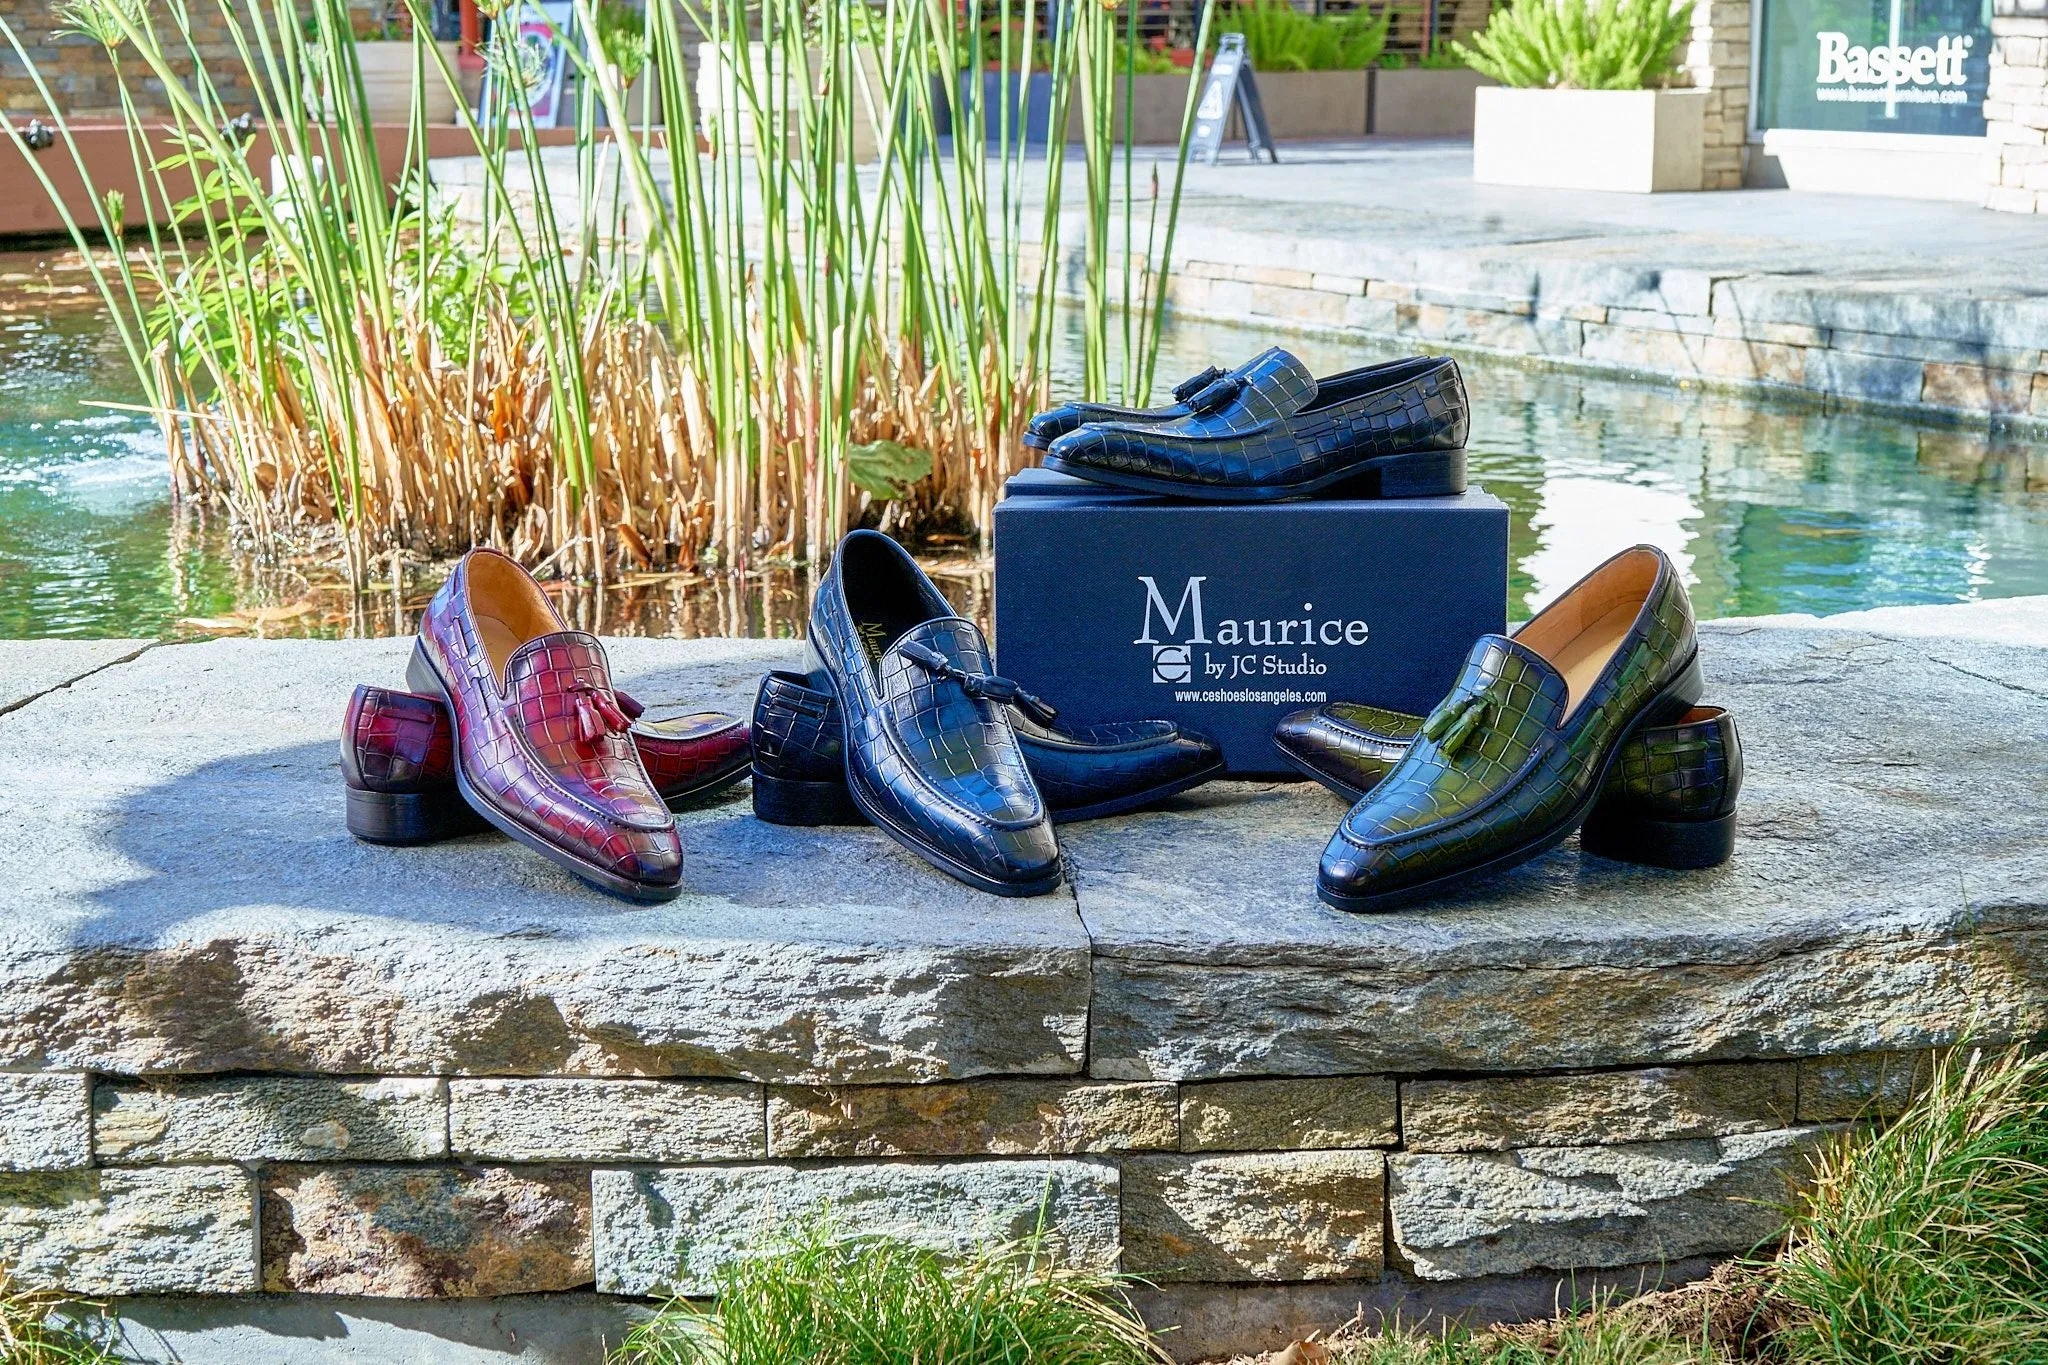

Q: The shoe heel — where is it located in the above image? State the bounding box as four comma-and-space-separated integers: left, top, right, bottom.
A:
1374, 446, 1466, 499
346, 784, 489, 845
752, 770, 867, 826
1581, 805, 1735, 870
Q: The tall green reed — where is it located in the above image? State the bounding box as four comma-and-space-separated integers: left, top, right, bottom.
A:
3, 0, 1209, 584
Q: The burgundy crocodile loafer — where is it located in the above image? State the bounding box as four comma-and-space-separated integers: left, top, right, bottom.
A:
408, 547, 684, 901
342, 684, 751, 846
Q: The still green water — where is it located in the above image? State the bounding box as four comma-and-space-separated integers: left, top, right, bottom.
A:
2, 252, 2045, 638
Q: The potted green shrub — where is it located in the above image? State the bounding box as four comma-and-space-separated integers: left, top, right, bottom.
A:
1454, 0, 1705, 191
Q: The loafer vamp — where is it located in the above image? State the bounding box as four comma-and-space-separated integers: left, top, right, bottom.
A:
1274, 702, 1419, 793
872, 619, 1046, 830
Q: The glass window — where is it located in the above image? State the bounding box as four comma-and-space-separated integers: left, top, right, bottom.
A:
1756, 0, 1991, 136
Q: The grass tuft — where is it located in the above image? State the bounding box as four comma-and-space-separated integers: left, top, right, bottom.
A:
1773, 1044, 2048, 1364
609, 1220, 1169, 1365
0, 1265, 122, 1365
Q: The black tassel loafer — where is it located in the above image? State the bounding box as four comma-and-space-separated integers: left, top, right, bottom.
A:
1040, 348, 1469, 502
1318, 545, 1705, 912
1274, 700, 1741, 870
751, 670, 1224, 826
804, 529, 1064, 897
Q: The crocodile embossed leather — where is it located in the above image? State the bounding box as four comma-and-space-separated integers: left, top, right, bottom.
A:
806, 529, 1062, 897
1318, 545, 1703, 911
1274, 699, 1741, 869
343, 684, 751, 846
410, 547, 684, 902
1042, 349, 1470, 502
751, 670, 1224, 825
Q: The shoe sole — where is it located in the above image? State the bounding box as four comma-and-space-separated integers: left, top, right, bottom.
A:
1316, 651, 1706, 913
1042, 445, 1465, 503
407, 641, 683, 904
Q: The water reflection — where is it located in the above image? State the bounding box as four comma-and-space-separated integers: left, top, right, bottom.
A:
0, 247, 2044, 638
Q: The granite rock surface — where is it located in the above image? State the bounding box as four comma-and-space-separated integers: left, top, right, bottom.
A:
1121, 1150, 1387, 1283
0, 638, 1091, 1083
0, 1166, 254, 1294
1389, 1127, 1836, 1280
594, 1159, 1121, 1296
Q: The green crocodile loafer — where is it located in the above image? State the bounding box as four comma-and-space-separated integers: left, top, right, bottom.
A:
1318, 545, 1703, 911
1275, 700, 1741, 870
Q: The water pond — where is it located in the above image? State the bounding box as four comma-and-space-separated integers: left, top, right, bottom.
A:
2, 251, 2044, 639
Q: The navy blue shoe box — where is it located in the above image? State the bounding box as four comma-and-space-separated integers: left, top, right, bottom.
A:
992, 468, 1510, 777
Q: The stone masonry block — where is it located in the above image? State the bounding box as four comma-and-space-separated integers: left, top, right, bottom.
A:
594, 1159, 1121, 1296
1233, 264, 1316, 289
1249, 284, 1350, 327
261, 1164, 592, 1297
1390, 1128, 1834, 1281
0, 1166, 254, 1295
1179, 1077, 1398, 1152
1310, 273, 1368, 296
0, 1074, 90, 1171
1798, 1050, 1937, 1121
1921, 361, 2038, 413
767, 1080, 1175, 1158
450, 1078, 761, 1162
1402, 1064, 1796, 1152
1804, 349, 1926, 404
1121, 1151, 1385, 1283
1985, 185, 2045, 212
95, 1078, 447, 1163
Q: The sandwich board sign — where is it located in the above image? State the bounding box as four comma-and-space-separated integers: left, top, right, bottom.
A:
1189, 33, 1278, 165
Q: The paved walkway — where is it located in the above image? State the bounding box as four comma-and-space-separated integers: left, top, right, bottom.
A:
439, 134, 2048, 422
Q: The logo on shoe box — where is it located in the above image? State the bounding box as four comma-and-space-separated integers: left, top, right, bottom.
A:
1134, 575, 1365, 696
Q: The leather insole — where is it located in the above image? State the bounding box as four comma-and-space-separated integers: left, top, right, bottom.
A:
1548, 598, 1640, 719
1512, 548, 1658, 720
468, 554, 564, 682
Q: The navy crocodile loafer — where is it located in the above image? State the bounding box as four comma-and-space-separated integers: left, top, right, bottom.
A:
751, 670, 1224, 826
1274, 699, 1741, 869
1042, 348, 1469, 502
1318, 545, 1704, 912
804, 529, 1063, 897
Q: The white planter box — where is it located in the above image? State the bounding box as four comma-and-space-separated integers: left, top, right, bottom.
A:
1471, 87, 1706, 193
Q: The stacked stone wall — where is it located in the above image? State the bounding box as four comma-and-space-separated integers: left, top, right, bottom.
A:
1986, 0, 2048, 212
1677, 0, 1750, 190
0, 1052, 1936, 1300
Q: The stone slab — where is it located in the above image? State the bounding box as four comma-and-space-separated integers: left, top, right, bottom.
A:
1798, 1049, 1938, 1121
1120, 1150, 1386, 1283
0, 638, 1092, 1083
1401, 1063, 1797, 1152
0, 639, 152, 715
1389, 1126, 1835, 1281
0, 1165, 255, 1294
766, 1080, 1177, 1157
1178, 1076, 1399, 1152
109, 1292, 648, 1365
260, 1164, 592, 1297
1130, 1257, 1722, 1364
593, 1158, 1121, 1296
450, 1078, 763, 1162
0, 1072, 90, 1170
95, 1078, 448, 1163
1075, 620, 2048, 1080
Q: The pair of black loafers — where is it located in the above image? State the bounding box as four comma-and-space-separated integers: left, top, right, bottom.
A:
752, 530, 1225, 896
1027, 348, 1470, 502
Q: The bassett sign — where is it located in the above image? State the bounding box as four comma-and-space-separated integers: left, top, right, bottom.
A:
1756, 0, 1987, 136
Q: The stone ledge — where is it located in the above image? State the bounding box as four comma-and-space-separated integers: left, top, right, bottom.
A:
0, 638, 1092, 1085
